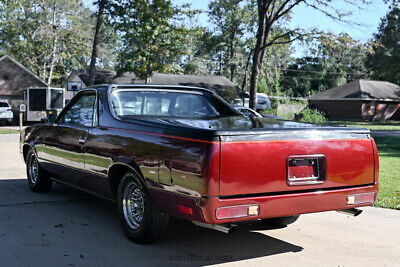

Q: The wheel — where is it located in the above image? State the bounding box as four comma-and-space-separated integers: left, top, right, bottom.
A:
117, 172, 169, 243
262, 215, 300, 227
26, 149, 52, 192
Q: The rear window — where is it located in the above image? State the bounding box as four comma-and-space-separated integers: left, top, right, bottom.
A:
0, 102, 10, 107
110, 90, 224, 118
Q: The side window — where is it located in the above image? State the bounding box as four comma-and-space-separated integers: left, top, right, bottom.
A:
59, 93, 96, 127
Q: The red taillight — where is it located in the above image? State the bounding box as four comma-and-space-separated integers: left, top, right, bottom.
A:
7, 109, 12, 111
215, 204, 259, 220
178, 205, 193, 215
347, 192, 376, 205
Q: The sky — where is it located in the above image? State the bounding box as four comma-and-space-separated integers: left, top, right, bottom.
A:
83, 0, 390, 57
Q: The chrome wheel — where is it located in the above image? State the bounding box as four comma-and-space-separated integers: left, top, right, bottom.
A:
122, 181, 145, 230
28, 153, 39, 184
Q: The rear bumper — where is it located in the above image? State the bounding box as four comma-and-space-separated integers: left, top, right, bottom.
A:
199, 183, 379, 224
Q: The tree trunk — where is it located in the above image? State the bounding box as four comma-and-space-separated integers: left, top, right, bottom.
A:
249, 3, 266, 109
47, 0, 58, 85
229, 30, 236, 82
249, 1, 273, 109
88, 0, 106, 86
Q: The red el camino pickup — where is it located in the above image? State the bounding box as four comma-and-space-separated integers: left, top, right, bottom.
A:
20, 85, 379, 243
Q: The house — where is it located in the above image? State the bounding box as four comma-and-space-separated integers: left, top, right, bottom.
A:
66, 68, 118, 101
308, 79, 400, 121
65, 70, 239, 102
0, 55, 48, 120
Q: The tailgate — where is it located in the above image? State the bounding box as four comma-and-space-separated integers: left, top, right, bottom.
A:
219, 131, 376, 197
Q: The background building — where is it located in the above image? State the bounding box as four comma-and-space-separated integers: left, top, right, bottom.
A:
308, 80, 400, 121
0, 55, 48, 121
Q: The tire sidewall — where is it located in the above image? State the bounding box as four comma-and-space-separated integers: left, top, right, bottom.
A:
26, 150, 39, 188
117, 172, 153, 242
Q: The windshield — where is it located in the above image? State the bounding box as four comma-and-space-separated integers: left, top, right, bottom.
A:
110, 90, 227, 119
0, 102, 10, 108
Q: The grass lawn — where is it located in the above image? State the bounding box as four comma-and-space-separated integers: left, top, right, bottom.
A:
327, 120, 400, 131
0, 128, 19, 134
373, 136, 400, 210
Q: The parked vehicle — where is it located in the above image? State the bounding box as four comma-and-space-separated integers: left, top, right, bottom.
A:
24, 87, 65, 122
233, 105, 282, 120
0, 101, 13, 125
20, 85, 379, 243
233, 92, 271, 111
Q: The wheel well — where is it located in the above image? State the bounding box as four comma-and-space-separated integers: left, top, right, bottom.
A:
108, 164, 145, 197
23, 144, 32, 162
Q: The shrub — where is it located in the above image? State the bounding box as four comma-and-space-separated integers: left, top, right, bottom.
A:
297, 108, 327, 123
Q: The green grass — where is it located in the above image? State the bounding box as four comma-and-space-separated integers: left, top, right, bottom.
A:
327, 120, 400, 131
0, 128, 19, 134
373, 136, 400, 210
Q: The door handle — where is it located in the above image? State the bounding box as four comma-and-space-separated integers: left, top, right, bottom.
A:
78, 138, 86, 145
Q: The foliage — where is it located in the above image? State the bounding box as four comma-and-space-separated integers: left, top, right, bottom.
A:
207, 0, 254, 81
298, 107, 327, 123
247, 0, 371, 109
366, 6, 400, 85
110, 0, 191, 82
0, 0, 94, 86
279, 33, 368, 97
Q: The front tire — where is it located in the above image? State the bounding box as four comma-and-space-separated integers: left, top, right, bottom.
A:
26, 149, 52, 192
262, 215, 300, 227
117, 172, 169, 243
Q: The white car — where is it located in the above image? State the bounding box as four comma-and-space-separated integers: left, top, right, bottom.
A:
0, 101, 13, 125
234, 93, 271, 111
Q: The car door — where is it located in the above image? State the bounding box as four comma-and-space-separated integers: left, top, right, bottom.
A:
38, 91, 96, 186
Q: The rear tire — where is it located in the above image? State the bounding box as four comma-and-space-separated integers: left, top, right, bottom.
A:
262, 215, 300, 227
26, 149, 52, 192
117, 172, 169, 243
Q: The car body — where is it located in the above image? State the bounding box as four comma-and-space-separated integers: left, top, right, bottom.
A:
20, 85, 379, 243
233, 105, 263, 117
0, 101, 13, 124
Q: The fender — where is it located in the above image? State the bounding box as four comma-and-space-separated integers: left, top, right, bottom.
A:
22, 142, 38, 163
107, 156, 146, 194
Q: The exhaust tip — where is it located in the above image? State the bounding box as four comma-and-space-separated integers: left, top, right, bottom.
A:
337, 208, 363, 217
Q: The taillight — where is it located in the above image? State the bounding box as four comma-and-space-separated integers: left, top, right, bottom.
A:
7, 109, 12, 111
347, 192, 376, 205
215, 204, 259, 220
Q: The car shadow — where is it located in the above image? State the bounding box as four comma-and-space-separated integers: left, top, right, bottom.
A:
0, 179, 303, 266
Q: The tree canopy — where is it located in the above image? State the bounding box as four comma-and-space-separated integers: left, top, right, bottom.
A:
0, 0, 397, 102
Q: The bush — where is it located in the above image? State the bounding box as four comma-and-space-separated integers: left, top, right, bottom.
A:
297, 108, 327, 123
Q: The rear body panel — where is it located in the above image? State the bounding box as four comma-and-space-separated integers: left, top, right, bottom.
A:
219, 133, 375, 196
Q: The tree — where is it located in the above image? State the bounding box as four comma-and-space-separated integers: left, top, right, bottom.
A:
280, 32, 368, 97
366, 7, 400, 84
111, 0, 190, 83
0, 0, 93, 86
88, 0, 107, 86
208, 0, 253, 81
248, 0, 370, 109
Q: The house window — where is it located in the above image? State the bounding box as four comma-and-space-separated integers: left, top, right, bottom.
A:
67, 81, 82, 91
369, 101, 376, 116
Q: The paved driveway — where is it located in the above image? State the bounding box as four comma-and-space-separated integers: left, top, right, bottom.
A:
1, 134, 399, 266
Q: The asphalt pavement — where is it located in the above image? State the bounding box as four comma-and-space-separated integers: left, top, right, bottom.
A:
0, 134, 399, 267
